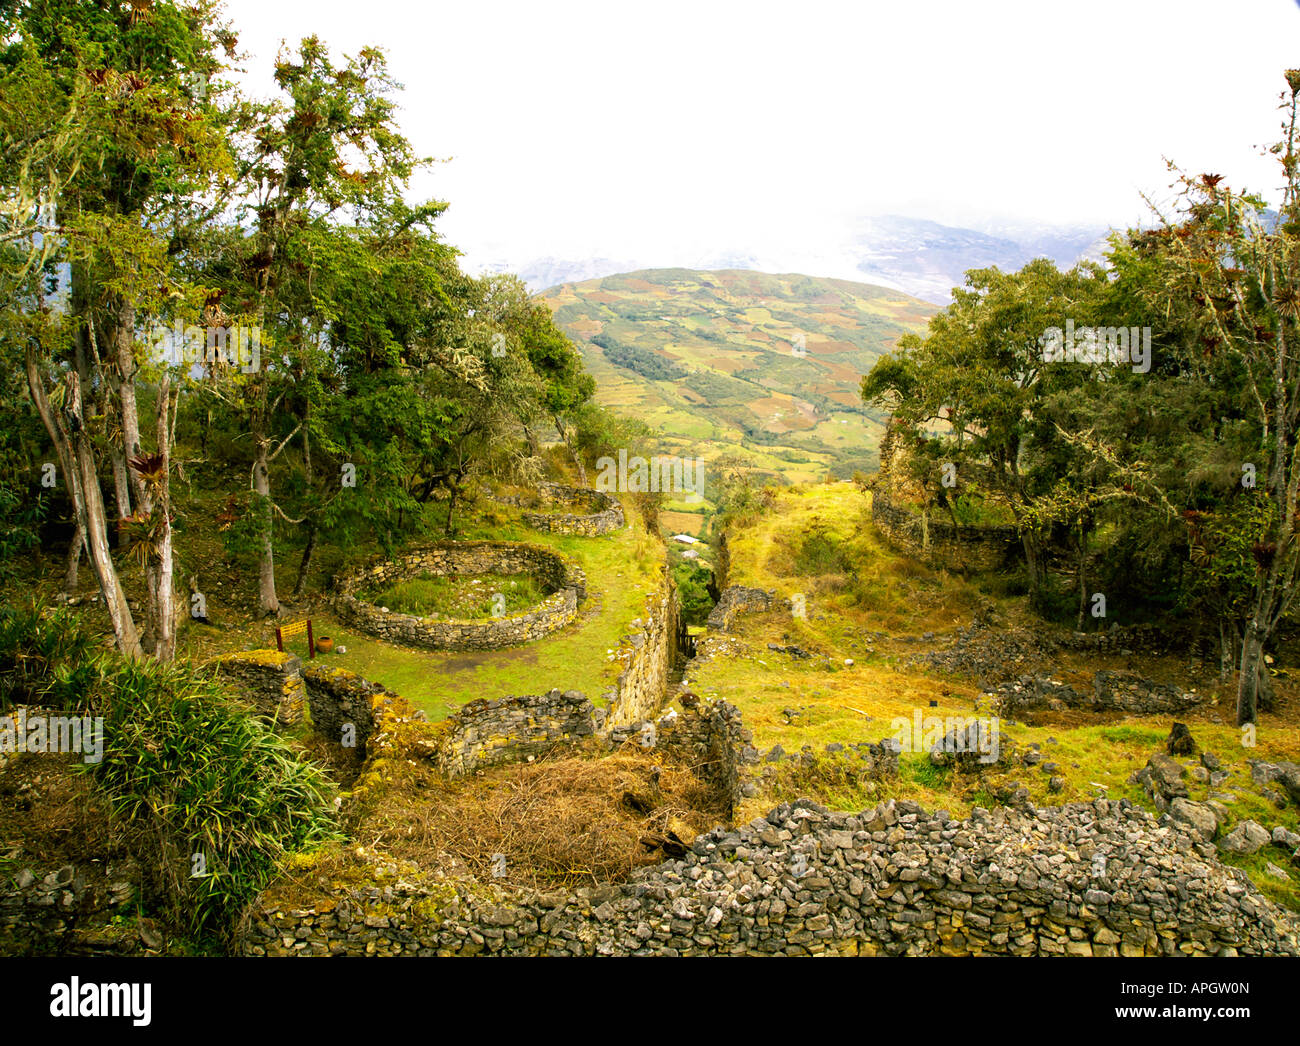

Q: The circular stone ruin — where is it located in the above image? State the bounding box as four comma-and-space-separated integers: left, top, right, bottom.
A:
493, 481, 624, 536
335, 542, 588, 651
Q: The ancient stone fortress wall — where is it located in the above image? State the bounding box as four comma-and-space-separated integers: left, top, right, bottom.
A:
705, 585, 774, 632
207, 650, 305, 725
602, 565, 687, 727
206, 562, 684, 775
870, 489, 1020, 573
334, 542, 587, 652
237, 795, 1300, 956
610, 698, 756, 816
300, 665, 404, 755
435, 689, 600, 776
0, 861, 143, 956
356, 682, 739, 796
494, 482, 625, 536
993, 670, 1208, 717
1055, 624, 1183, 656
303, 580, 685, 780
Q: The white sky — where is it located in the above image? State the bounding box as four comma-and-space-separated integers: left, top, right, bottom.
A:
220, 0, 1300, 269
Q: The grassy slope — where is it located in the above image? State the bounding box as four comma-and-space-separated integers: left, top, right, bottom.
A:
683, 481, 1300, 911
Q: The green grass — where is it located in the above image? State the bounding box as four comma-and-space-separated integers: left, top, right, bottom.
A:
687, 480, 1300, 910
361, 572, 549, 619
281, 496, 662, 721
1218, 848, 1300, 912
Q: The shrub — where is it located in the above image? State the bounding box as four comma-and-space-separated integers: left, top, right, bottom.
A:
792, 521, 849, 576
673, 560, 715, 626
88, 659, 340, 944
0, 600, 103, 709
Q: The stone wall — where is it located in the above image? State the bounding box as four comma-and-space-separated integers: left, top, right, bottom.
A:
993, 670, 1208, 717
603, 565, 686, 727
302, 665, 413, 755
0, 861, 141, 956
280, 562, 682, 773
299, 645, 740, 805
610, 699, 756, 816
435, 689, 600, 776
335, 542, 587, 652
236, 796, 1300, 956
495, 482, 625, 536
234, 644, 1300, 958
208, 650, 304, 725
705, 585, 774, 632
870, 489, 1020, 574
1055, 624, 1186, 656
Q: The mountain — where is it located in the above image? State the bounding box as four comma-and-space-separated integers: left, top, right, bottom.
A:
541, 268, 938, 499
840, 215, 1111, 304
505, 214, 1114, 303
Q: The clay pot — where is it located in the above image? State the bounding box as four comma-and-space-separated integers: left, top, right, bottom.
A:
315, 636, 335, 654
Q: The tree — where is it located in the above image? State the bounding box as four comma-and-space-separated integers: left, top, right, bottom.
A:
861, 258, 1113, 612
4, 1, 234, 659
1107, 71, 1300, 724
209, 36, 430, 615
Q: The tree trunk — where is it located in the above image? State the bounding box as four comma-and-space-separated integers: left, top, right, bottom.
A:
64, 528, 82, 595
253, 439, 279, 617
110, 449, 131, 523
1075, 529, 1088, 632
142, 372, 177, 661
292, 408, 315, 600
293, 523, 317, 599
523, 425, 541, 459
1236, 618, 1266, 726
27, 343, 141, 659
445, 483, 459, 536
113, 298, 147, 509
554, 414, 587, 486
1022, 531, 1045, 614
1219, 620, 1236, 683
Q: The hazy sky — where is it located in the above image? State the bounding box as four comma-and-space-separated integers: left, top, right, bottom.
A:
220, 0, 1300, 270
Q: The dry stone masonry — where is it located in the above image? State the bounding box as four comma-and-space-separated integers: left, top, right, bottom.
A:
870, 489, 1020, 574
335, 542, 587, 652
435, 689, 599, 776
301, 665, 412, 755
706, 585, 774, 632
229, 638, 1300, 958
993, 671, 1207, 717
208, 650, 305, 725
494, 482, 625, 536
0, 861, 143, 956
603, 565, 687, 726
237, 796, 1300, 956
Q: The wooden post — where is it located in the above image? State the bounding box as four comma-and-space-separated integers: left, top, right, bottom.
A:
306, 619, 315, 659
275, 627, 284, 652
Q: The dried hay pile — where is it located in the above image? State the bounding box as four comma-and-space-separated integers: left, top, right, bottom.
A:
357, 747, 725, 888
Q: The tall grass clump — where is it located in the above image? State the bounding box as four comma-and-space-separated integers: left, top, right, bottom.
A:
89, 659, 340, 944
0, 600, 105, 709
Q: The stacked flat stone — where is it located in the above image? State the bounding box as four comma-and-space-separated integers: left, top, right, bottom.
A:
238, 797, 1300, 957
